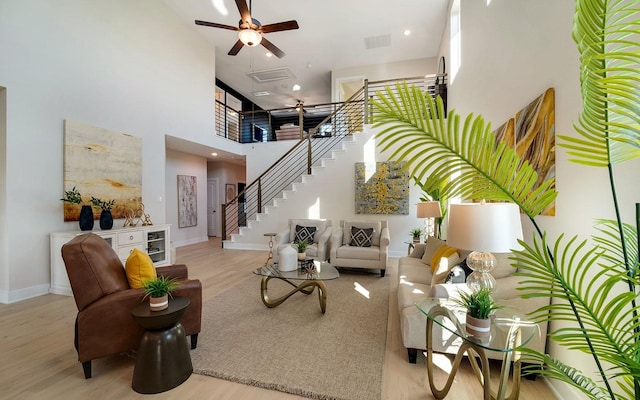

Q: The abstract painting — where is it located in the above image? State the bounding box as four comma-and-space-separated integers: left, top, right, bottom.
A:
178, 175, 197, 228
63, 120, 142, 221
494, 88, 556, 216
355, 161, 409, 214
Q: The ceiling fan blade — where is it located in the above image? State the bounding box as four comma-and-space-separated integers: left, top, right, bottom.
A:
260, 37, 285, 58
228, 39, 244, 56
195, 20, 239, 31
235, 0, 251, 24
260, 20, 299, 34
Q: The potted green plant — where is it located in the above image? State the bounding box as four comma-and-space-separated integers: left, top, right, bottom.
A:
61, 186, 93, 231
141, 275, 180, 311
90, 196, 116, 230
455, 287, 502, 338
296, 240, 308, 260
409, 228, 422, 243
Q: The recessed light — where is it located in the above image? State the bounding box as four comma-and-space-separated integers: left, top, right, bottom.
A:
403, 29, 411, 36
211, 152, 218, 156
292, 84, 301, 91
266, 52, 273, 57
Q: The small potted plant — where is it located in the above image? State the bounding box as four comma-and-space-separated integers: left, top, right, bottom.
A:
61, 186, 93, 231
141, 275, 180, 311
455, 287, 502, 338
296, 240, 308, 260
90, 196, 116, 230
410, 228, 422, 243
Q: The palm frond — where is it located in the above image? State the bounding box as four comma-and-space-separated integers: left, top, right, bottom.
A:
565, 0, 640, 166
514, 233, 640, 378
371, 84, 558, 218
520, 351, 610, 400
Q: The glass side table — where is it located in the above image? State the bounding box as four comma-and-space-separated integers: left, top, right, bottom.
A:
415, 298, 539, 400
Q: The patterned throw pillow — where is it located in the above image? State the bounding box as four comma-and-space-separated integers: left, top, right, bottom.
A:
349, 226, 374, 247
294, 225, 317, 245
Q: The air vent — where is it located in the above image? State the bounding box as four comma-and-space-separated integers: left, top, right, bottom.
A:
247, 67, 296, 83
364, 34, 391, 49
252, 91, 271, 97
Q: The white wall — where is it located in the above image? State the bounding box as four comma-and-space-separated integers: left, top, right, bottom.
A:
0, 0, 217, 302
165, 149, 209, 247
448, 1, 640, 398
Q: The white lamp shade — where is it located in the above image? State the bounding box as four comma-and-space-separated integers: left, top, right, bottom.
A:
416, 201, 442, 218
238, 29, 262, 47
447, 202, 523, 253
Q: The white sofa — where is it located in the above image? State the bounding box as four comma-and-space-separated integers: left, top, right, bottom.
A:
397, 237, 549, 363
329, 220, 390, 277
274, 219, 332, 262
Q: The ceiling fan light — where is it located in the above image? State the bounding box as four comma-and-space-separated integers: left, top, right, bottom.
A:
239, 29, 262, 47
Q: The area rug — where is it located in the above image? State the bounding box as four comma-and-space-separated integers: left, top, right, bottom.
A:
191, 270, 389, 400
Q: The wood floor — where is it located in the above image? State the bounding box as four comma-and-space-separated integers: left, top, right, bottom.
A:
0, 238, 557, 399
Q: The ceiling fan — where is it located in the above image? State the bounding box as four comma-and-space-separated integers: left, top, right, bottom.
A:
195, 0, 299, 58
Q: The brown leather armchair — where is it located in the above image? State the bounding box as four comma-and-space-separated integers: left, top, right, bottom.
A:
61, 233, 202, 379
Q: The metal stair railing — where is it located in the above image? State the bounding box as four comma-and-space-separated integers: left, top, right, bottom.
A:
221, 74, 443, 241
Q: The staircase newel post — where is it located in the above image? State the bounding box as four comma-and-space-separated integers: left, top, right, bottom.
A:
364, 79, 369, 124
257, 178, 262, 214
221, 203, 227, 246
307, 134, 312, 175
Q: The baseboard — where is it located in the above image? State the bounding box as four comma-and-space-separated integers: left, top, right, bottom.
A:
222, 241, 269, 251
0, 283, 49, 304
173, 236, 209, 248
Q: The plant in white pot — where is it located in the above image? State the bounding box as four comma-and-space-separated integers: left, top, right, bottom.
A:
410, 228, 422, 243
455, 288, 502, 338
296, 240, 308, 260
141, 276, 180, 312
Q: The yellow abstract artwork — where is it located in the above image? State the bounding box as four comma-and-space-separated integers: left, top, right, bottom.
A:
63, 120, 142, 221
494, 88, 555, 216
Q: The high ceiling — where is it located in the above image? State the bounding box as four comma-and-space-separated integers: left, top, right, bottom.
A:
162, 0, 450, 111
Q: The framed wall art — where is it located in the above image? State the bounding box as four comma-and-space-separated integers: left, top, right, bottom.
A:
178, 175, 197, 228
354, 161, 409, 215
225, 183, 236, 203
63, 120, 142, 221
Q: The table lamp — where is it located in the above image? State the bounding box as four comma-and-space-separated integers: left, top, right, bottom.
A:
417, 201, 443, 240
446, 201, 523, 292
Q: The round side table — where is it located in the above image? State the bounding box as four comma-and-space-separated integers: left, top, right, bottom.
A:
130, 296, 192, 394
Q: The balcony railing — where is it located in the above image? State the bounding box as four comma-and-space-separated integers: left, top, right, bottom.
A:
221, 74, 445, 241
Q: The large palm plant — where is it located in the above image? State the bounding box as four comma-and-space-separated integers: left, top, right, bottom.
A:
371, 1, 640, 398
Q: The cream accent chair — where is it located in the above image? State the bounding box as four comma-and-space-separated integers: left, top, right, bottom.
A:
397, 239, 549, 364
329, 220, 390, 277
274, 219, 332, 262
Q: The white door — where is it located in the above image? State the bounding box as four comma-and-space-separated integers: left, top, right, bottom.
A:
207, 179, 218, 236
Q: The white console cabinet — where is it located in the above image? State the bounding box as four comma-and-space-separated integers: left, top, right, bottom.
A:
50, 224, 171, 296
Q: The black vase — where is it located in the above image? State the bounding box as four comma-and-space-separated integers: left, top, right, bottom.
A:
100, 210, 113, 230
79, 205, 94, 231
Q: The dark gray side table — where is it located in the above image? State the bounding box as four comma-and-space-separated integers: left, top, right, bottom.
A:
130, 296, 192, 394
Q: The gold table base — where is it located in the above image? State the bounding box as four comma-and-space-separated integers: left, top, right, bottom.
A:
426, 309, 521, 400
260, 275, 327, 314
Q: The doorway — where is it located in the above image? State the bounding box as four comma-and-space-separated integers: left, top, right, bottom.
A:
207, 178, 218, 236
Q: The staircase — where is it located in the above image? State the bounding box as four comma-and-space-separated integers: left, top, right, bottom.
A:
222, 75, 444, 249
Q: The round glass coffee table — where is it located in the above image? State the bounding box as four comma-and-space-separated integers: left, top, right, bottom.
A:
253, 261, 339, 314
415, 298, 539, 400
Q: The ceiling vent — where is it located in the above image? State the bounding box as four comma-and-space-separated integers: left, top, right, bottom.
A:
364, 34, 391, 49
247, 67, 296, 83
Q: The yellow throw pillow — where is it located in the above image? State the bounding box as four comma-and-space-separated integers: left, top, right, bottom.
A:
125, 248, 157, 288
431, 251, 462, 286
430, 244, 458, 273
